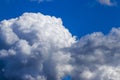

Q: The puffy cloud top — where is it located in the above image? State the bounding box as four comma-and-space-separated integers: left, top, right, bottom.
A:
0, 12, 120, 80
0, 13, 75, 80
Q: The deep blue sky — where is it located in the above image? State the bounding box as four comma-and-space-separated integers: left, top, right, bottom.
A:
0, 0, 120, 38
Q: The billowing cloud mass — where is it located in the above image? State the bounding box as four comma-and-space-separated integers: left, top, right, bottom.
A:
0, 13, 75, 80
0, 13, 120, 80
97, 0, 117, 6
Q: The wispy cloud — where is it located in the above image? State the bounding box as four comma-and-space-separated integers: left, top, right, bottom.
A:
97, 0, 117, 6
30, 0, 52, 3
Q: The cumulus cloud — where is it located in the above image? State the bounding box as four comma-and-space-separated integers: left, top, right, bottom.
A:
0, 13, 75, 80
68, 28, 120, 80
0, 12, 120, 80
97, 0, 117, 6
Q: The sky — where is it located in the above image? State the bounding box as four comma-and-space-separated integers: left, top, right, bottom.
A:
0, 0, 120, 37
0, 0, 120, 80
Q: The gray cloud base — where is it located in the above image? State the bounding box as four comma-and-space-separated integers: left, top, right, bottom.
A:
0, 13, 120, 80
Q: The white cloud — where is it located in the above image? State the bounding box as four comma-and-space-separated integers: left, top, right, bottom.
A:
0, 12, 75, 80
97, 0, 117, 6
0, 12, 120, 80
30, 0, 52, 3
69, 28, 120, 80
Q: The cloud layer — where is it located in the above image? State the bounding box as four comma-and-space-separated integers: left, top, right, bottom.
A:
0, 13, 120, 80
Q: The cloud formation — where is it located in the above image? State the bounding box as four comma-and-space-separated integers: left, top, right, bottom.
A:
0, 13, 75, 80
69, 28, 120, 80
0, 13, 120, 80
97, 0, 117, 6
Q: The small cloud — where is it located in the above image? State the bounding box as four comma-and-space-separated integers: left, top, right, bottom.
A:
30, 0, 52, 3
97, 0, 117, 6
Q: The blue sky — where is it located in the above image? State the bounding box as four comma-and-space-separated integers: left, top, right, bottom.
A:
0, 0, 120, 80
0, 0, 120, 37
